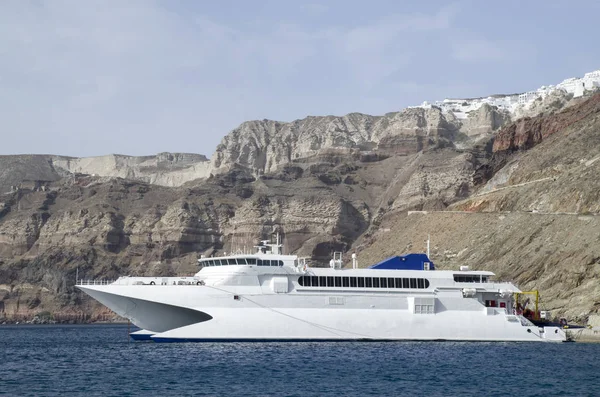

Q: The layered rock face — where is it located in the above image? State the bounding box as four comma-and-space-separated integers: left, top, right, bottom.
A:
0, 155, 63, 194
51, 152, 210, 186
357, 93, 600, 322
0, 143, 484, 321
2, 86, 600, 325
0, 153, 211, 194
459, 103, 512, 136
210, 106, 507, 174
493, 93, 600, 153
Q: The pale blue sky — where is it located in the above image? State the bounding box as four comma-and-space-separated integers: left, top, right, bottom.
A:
1, 0, 599, 158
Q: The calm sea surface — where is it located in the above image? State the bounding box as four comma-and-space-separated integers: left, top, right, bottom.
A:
1, 324, 599, 397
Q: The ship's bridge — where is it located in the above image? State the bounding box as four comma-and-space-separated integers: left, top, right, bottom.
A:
197, 236, 298, 268
198, 256, 295, 267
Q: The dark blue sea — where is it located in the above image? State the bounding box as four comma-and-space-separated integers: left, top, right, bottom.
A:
1, 325, 599, 397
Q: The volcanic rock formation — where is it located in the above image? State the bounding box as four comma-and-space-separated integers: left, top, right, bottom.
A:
1, 89, 599, 325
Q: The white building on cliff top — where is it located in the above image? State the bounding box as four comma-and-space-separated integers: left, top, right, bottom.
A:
411, 68, 600, 116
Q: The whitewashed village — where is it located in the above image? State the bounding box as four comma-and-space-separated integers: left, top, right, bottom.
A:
411, 69, 600, 119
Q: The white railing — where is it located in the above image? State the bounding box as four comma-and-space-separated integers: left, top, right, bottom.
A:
76, 279, 116, 286
76, 277, 204, 286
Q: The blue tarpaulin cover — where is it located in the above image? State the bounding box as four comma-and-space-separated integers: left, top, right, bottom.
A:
368, 253, 435, 270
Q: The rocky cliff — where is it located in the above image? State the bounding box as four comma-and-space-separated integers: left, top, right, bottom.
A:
1, 88, 600, 325
210, 105, 508, 174
357, 92, 600, 323
0, 153, 211, 194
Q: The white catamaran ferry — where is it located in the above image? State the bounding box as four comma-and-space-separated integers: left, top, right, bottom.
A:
77, 238, 567, 342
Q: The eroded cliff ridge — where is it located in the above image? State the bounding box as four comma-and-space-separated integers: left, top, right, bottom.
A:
1, 88, 599, 324
209, 106, 509, 175
0, 153, 211, 194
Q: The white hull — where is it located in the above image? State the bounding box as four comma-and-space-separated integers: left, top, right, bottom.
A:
78, 284, 567, 343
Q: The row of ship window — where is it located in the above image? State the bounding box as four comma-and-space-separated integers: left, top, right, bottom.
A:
453, 275, 489, 283
297, 276, 430, 289
201, 258, 284, 267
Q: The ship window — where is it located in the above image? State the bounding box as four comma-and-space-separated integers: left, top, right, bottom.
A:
246, 258, 256, 265
319, 276, 326, 287
327, 277, 334, 287
228, 259, 237, 265
237, 258, 248, 265
372, 278, 380, 288
424, 279, 430, 288
298, 276, 305, 286
270, 260, 277, 266
358, 277, 365, 288
395, 278, 402, 288
342, 277, 350, 287
388, 278, 395, 288
365, 277, 372, 288
380, 278, 387, 288
257, 259, 265, 266
334, 277, 342, 287
454, 275, 486, 283
311, 276, 318, 286
402, 278, 409, 288
417, 279, 424, 289
410, 278, 417, 289
304, 276, 311, 286
279, 260, 284, 267
350, 277, 357, 287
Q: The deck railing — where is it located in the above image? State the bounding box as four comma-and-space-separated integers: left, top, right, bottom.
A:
76, 277, 204, 286
76, 279, 116, 286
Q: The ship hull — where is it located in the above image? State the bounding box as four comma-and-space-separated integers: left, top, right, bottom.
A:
78, 285, 567, 343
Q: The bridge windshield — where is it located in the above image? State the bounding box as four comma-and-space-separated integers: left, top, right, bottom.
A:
200, 258, 284, 267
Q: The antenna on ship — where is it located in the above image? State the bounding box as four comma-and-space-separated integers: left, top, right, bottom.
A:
427, 234, 430, 258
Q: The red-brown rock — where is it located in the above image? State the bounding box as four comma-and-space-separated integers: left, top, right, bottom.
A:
493, 93, 600, 152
